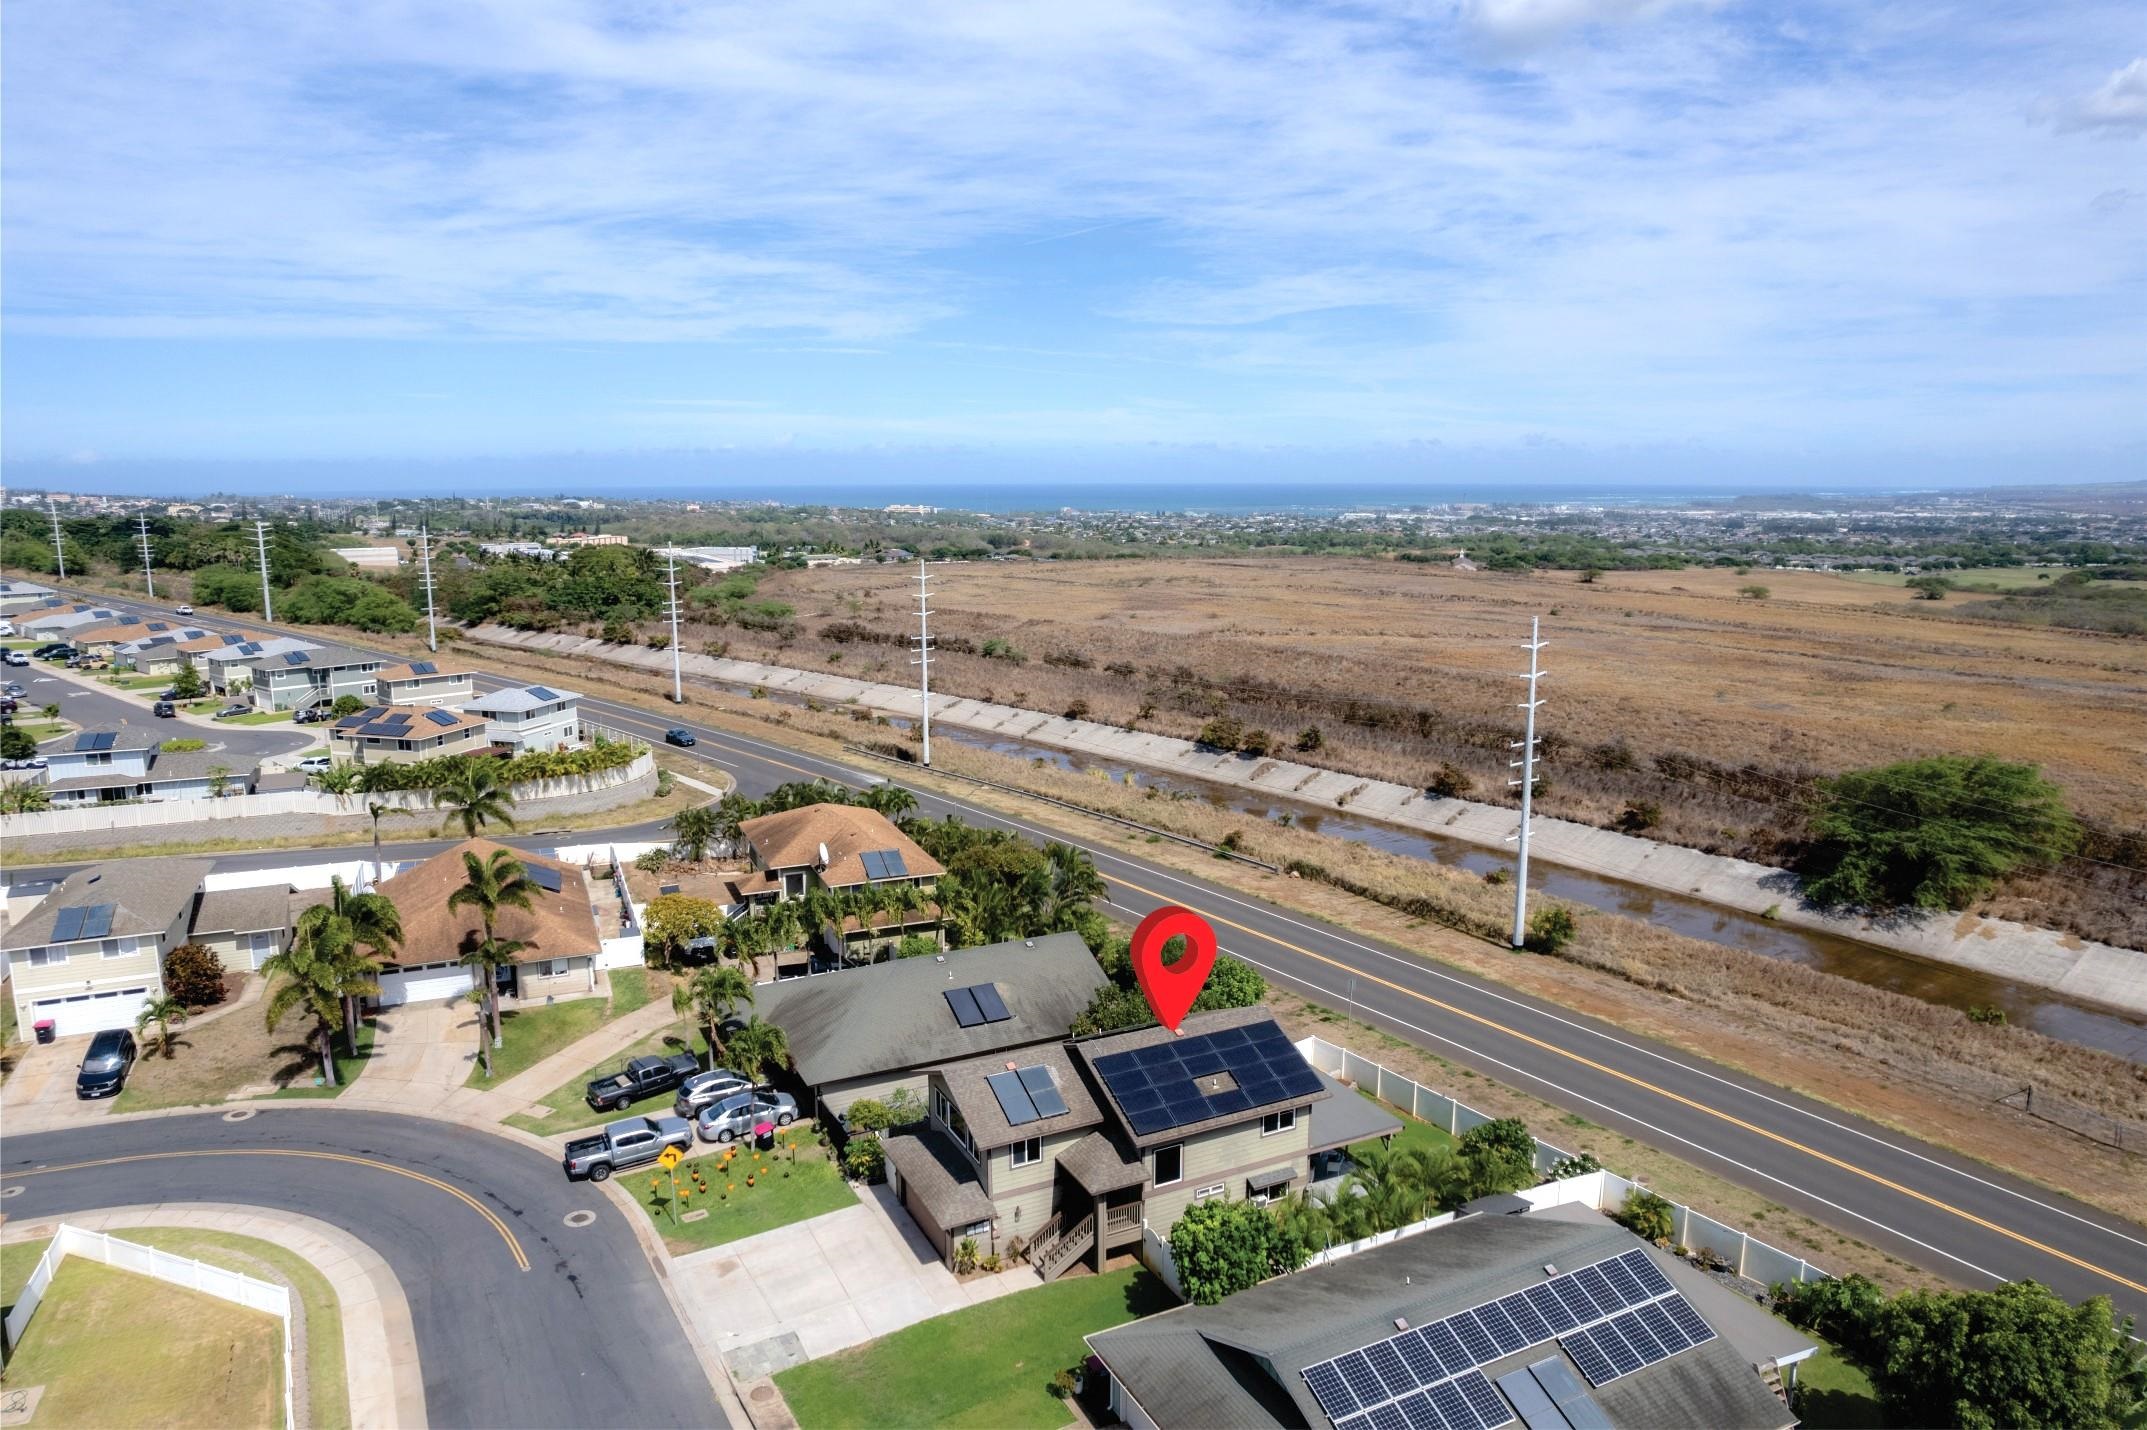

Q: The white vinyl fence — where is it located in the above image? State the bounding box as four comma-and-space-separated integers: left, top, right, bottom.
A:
1293, 1036, 1829, 1287
3, 1224, 295, 1429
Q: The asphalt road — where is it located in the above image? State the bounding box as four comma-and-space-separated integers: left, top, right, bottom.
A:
31, 587, 2147, 1328
13, 660, 315, 762
1, 1109, 724, 1429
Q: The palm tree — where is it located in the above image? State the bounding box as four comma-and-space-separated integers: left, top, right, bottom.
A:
725, 1017, 790, 1084
134, 994, 188, 1058
447, 848, 536, 1048
673, 965, 753, 1061
365, 799, 415, 874
710, 792, 762, 843
261, 938, 347, 1087
355, 761, 401, 795
435, 759, 517, 838
672, 803, 720, 862
315, 761, 361, 798
292, 875, 402, 1055
460, 936, 525, 1078
1041, 842, 1106, 928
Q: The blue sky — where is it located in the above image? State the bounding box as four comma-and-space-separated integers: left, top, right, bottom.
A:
3, 0, 2143, 491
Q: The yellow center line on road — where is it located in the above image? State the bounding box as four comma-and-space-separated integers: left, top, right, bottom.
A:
2, 1148, 530, 1271
1103, 870, 2147, 1299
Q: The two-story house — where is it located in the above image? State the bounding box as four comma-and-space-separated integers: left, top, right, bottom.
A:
329, 704, 493, 764
194, 637, 314, 694
883, 1005, 1385, 1281
735, 802, 946, 963
66, 619, 186, 659
463, 684, 582, 752
248, 644, 384, 713
38, 727, 249, 805
113, 629, 217, 675
0, 580, 58, 617
19, 604, 122, 641
2, 858, 215, 1036
374, 660, 475, 707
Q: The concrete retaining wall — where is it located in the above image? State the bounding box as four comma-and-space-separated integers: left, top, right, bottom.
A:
467, 623, 2147, 1018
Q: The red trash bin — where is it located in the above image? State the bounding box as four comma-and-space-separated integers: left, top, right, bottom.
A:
34, 1019, 56, 1045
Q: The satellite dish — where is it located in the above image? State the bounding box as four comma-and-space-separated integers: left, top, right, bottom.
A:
817, 842, 830, 869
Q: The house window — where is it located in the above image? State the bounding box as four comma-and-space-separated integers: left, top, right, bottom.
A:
1261, 1109, 1296, 1137
961, 1219, 992, 1237
1011, 1137, 1042, 1169
100, 939, 127, 959
1247, 1184, 1283, 1207
1193, 1183, 1227, 1203
1154, 1143, 1183, 1187
932, 1088, 951, 1126
25, 946, 62, 967
545, 960, 569, 978
86, 752, 111, 766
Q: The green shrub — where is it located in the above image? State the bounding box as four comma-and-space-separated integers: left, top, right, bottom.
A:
1457, 1118, 1538, 1197
1168, 1198, 1309, 1305
1616, 1188, 1675, 1244
160, 737, 207, 753
841, 1135, 886, 1182
1525, 905, 1578, 954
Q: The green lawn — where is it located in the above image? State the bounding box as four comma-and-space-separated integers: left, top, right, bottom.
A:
1, 1257, 285, 1429
464, 996, 615, 1088
106, 673, 170, 690
1793, 1337, 1885, 1429
1349, 1087, 1456, 1161
610, 967, 654, 1015
502, 1021, 710, 1136
2, 1237, 50, 1316
261, 1020, 379, 1101
19, 721, 70, 743
640, 1138, 855, 1254
121, 1227, 351, 1430
778, 1266, 1177, 1429
221, 709, 295, 726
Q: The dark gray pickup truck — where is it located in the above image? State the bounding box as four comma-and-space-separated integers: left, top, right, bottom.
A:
561, 1116, 694, 1182
584, 1052, 702, 1112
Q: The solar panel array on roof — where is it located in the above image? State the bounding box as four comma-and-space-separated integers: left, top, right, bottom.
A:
858, 848, 910, 880
1302, 1249, 1714, 1429
1016, 1062, 1068, 1117
526, 685, 559, 700
986, 1069, 1044, 1126
235, 642, 262, 655
51, 906, 86, 941
945, 986, 983, 1027
971, 982, 1010, 1022
78, 904, 115, 939
1093, 1020, 1322, 1137
147, 621, 169, 631
335, 715, 369, 729
424, 709, 461, 727
408, 660, 437, 675
74, 731, 119, 752
51, 904, 117, 942
527, 864, 564, 893
284, 651, 310, 665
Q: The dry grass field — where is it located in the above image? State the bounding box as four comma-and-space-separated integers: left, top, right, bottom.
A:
733, 557, 2147, 946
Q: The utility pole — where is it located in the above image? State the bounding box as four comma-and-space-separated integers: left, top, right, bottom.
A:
1506, 617, 1547, 948
47, 500, 70, 580
136, 514, 157, 598
663, 548, 684, 703
912, 558, 935, 766
253, 520, 276, 622
417, 524, 439, 653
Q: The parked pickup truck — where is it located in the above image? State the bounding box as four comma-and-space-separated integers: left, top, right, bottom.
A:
561, 1116, 693, 1182
584, 1052, 701, 1113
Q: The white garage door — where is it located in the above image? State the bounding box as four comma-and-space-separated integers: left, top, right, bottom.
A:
31, 986, 152, 1038
376, 961, 473, 1007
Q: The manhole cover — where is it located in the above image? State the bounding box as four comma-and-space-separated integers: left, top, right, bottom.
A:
0, 1185, 24, 1199
750, 1387, 776, 1404
221, 1108, 259, 1122
563, 1209, 597, 1228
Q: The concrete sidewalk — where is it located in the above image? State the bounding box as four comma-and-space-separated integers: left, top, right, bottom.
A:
1, 1200, 426, 1430
472, 622, 2147, 1018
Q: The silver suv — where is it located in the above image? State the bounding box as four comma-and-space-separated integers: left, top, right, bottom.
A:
695, 1090, 798, 1143
673, 1068, 754, 1118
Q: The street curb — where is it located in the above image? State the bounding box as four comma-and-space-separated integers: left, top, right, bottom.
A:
0, 1200, 425, 1430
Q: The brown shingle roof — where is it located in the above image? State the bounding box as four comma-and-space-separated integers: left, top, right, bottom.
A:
882, 1129, 995, 1229
935, 1042, 1102, 1149
372, 838, 600, 968
738, 803, 943, 889
1057, 1130, 1150, 1195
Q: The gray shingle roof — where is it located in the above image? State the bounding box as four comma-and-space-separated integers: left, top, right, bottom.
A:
935, 1041, 1102, 1150
756, 932, 1109, 1089
465, 684, 580, 713
1087, 1204, 1803, 1430
881, 1128, 995, 1230
191, 885, 295, 937
1304, 1072, 1406, 1152
1056, 1130, 1149, 1195
3, 858, 215, 950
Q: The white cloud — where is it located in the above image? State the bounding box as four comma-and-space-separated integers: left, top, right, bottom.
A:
2048, 57, 2147, 134
1455, 0, 1720, 51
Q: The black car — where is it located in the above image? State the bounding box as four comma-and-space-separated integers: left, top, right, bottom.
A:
153, 700, 178, 718
664, 728, 697, 747
293, 707, 325, 724
584, 1052, 702, 1112
34, 643, 74, 660
76, 1028, 138, 1099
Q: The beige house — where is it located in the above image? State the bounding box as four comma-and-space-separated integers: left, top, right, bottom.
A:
883, 1005, 1398, 1280
329, 704, 492, 764
187, 885, 294, 972
736, 802, 946, 963
2, 859, 214, 1037
370, 839, 604, 1006
374, 660, 475, 707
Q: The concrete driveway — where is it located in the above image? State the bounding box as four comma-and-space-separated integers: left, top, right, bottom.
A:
675, 1182, 1039, 1379
336, 998, 480, 1109
0, 1035, 117, 1134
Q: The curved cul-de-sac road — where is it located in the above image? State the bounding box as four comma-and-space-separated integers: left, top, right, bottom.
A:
1, 1109, 725, 1430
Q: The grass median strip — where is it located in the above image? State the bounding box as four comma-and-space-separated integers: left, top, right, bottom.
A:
776, 1266, 1178, 1429
465, 996, 614, 1088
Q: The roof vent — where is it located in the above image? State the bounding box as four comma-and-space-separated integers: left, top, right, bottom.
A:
1543, 1263, 1560, 1277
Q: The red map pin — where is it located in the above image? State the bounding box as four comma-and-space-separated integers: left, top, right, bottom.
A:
1130, 905, 1218, 1033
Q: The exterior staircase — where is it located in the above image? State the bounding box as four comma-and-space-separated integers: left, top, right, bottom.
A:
1035, 1212, 1097, 1281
